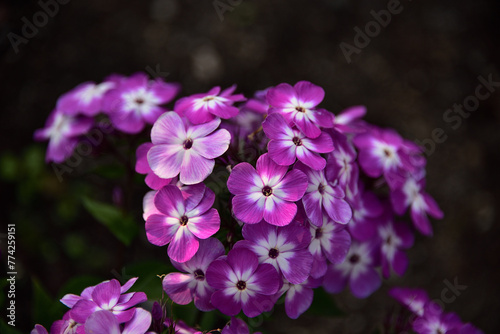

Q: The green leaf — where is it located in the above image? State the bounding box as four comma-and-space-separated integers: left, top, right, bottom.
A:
82, 196, 138, 246
0, 318, 23, 334
32, 279, 64, 328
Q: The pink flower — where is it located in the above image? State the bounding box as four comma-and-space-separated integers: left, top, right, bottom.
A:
175, 85, 246, 124
147, 112, 231, 185
145, 184, 220, 263
266, 81, 334, 138
227, 153, 308, 226
262, 113, 334, 170
57, 80, 116, 116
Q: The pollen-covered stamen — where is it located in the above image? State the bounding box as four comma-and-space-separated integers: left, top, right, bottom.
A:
349, 254, 360, 264
180, 215, 189, 226
203, 96, 215, 102
236, 280, 247, 290
268, 248, 279, 259
292, 136, 302, 146
262, 186, 273, 197
295, 106, 306, 113
183, 138, 193, 150
383, 148, 392, 157
193, 269, 205, 281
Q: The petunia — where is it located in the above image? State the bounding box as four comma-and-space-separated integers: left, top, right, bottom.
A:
307, 216, 351, 279
323, 241, 381, 298
147, 112, 231, 185
390, 176, 443, 236
175, 85, 246, 124
206, 248, 279, 317
227, 153, 308, 226
162, 238, 225, 311
57, 80, 116, 116
34, 109, 93, 163
145, 184, 220, 262
234, 221, 313, 284
295, 162, 352, 227
262, 113, 334, 170
103, 72, 180, 133
266, 81, 334, 138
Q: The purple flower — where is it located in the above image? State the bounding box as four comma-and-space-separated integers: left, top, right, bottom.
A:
222, 317, 259, 334
377, 218, 414, 278
57, 80, 116, 116
413, 305, 464, 334
84, 308, 152, 334
295, 162, 352, 227
262, 113, 334, 170
389, 287, 430, 317
325, 130, 359, 196
353, 127, 413, 187
162, 238, 225, 311
145, 184, 220, 262
227, 153, 308, 226
103, 72, 180, 133
34, 109, 93, 163
266, 81, 334, 138
307, 216, 351, 279
206, 248, 279, 317
346, 186, 383, 241
31, 325, 49, 334
275, 276, 321, 319
241, 88, 270, 115
333, 105, 367, 133
147, 112, 231, 185
391, 176, 443, 236
323, 241, 381, 298
175, 85, 246, 124
136, 142, 173, 190
234, 221, 313, 284
64, 278, 147, 324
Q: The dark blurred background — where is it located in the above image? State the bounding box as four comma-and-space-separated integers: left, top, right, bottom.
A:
1, 0, 499, 333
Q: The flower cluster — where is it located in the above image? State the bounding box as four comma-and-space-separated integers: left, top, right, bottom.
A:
31, 278, 150, 334
389, 287, 484, 334
34, 72, 180, 163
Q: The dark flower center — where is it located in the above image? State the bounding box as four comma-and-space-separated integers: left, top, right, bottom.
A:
295, 106, 306, 113
292, 136, 302, 146
383, 148, 392, 157
183, 138, 193, 150
349, 254, 360, 264
203, 96, 214, 102
385, 235, 392, 245
180, 215, 189, 226
194, 269, 205, 281
315, 228, 323, 239
135, 98, 145, 105
268, 248, 279, 259
262, 186, 273, 197
236, 280, 246, 290
318, 183, 326, 195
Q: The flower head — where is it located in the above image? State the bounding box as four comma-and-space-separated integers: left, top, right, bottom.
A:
57, 80, 116, 116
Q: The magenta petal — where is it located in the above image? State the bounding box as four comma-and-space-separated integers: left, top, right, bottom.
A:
324, 197, 352, 225
31, 324, 49, 334
162, 273, 194, 304
296, 146, 326, 170
210, 104, 240, 119
349, 267, 381, 298
193, 129, 231, 159
206, 259, 235, 289
135, 143, 153, 174
60, 293, 81, 308
232, 194, 265, 224
390, 188, 407, 215
92, 280, 121, 310
324, 227, 351, 264
228, 248, 259, 276
263, 197, 297, 227
323, 267, 348, 294
393, 250, 409, 276
424, 193, 444, 219
302, 132, 334, 153
294, 81, 324, 107
273, 169, 308, 201
187, 117, 221, 140
179, 151, 214, 185
211, 290, 241, 316
187, 209, 220, 239
113, 308, 136, 323
71, 299, 99, 323
266, 83, 295, 108
122, 308, 152, 334
145, 214, 178, 246
302, 194, 323, 227
154, 185, 184, 216
248, 263, 279, 295
151, 112, 185, 145
411, 206, 433, 236
227, 163, 262, 195
84, 310, 120, 334
168, 227, 198, 263
285, 285, 314, 319
280, 249, 313, 284
242, 295, 274, 318
145, 172, 172, 190
262, 113, 293, 140
268, 139, 297, 166
294, 114, 321, 139
256, 153, 288, 185
147, 144, 184, 179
